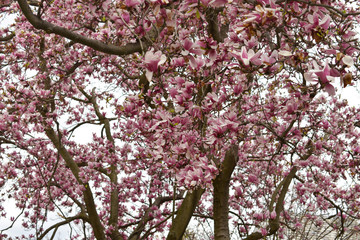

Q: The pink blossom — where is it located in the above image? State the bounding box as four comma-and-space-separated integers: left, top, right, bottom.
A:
124, 0, 143, 7
295, 221, 302, 228
188, 55, 205, 69
270, 211, 276, 219
262, 51, 278, 65
209, 0, 228, 7
305, 61, 336, 95
144, 49, 167, 81
182, 39, 205, 56
243, 5, 278, 25
305, 13, 331, 31
248, 174, 259, 184
254, 212, 264, 220
171, 57, 185, 67
144, 49, 167, 72
3, 1, 360, 239
342, 55, 354, 67
232, 46, 262, 66
234, 186, 243, 197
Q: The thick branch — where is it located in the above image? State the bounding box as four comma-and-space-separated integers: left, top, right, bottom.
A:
17, 0, 151, 56
166, 188, 205, 240
213, 145, 239, 240
0, 32, 15, 41
205, 8, 229, 42
269, 167, 297, 232
0, 136, 17, 145
84, 89, 122, 239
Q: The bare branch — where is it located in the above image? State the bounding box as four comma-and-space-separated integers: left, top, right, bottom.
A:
0, 207, 25, 233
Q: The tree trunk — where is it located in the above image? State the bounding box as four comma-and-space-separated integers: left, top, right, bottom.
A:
213, 145, 238, 240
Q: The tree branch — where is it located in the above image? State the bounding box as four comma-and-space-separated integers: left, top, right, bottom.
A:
45, 128, 106, 240
205, 8, 229, 42
38, 214, 88, 240
279, 0, 360, 17
16, 0, 152, 56
0, 32, 15, 42
82, 89, 122, 239
166, 188, 205, 240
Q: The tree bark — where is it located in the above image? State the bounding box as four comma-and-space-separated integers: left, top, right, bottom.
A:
166, 188, 205, 240
213, 145, 239, 240
205, 8, 229, 42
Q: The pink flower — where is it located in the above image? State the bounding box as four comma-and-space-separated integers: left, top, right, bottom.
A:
209, 0, 228, 7
262, 50, 278, 65
342, 55, 354, 67
171, 57, 185, 67
295, 221, 302, 228
254, 212, 264, 220
248, 174, 259, 184
232, 46, 262, 66
243, 5, 278, 25
305, 13, 331, 31
189, 55, 205, 69
144, 49, 167, 81
245, 36, 258, 49
260, 228, 267, 236
182, 39, 205, 56
234, 186, 243, 197
125, 0, 143, 7
305, 61, 336, 95
144, 49, 167, 72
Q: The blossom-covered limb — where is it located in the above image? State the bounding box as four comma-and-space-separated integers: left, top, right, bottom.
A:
16, 0, 154, 56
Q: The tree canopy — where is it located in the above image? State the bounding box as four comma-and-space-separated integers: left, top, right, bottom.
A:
0, 0, 360, 239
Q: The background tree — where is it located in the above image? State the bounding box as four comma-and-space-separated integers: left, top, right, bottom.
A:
0, 0, 360, 239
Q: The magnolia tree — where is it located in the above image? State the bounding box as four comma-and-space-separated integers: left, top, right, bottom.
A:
0, 0, 360, 239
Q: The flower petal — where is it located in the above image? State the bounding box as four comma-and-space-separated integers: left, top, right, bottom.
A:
342, 55, 354, 67
278, 50, 292, 56
324, 83, 335, 96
